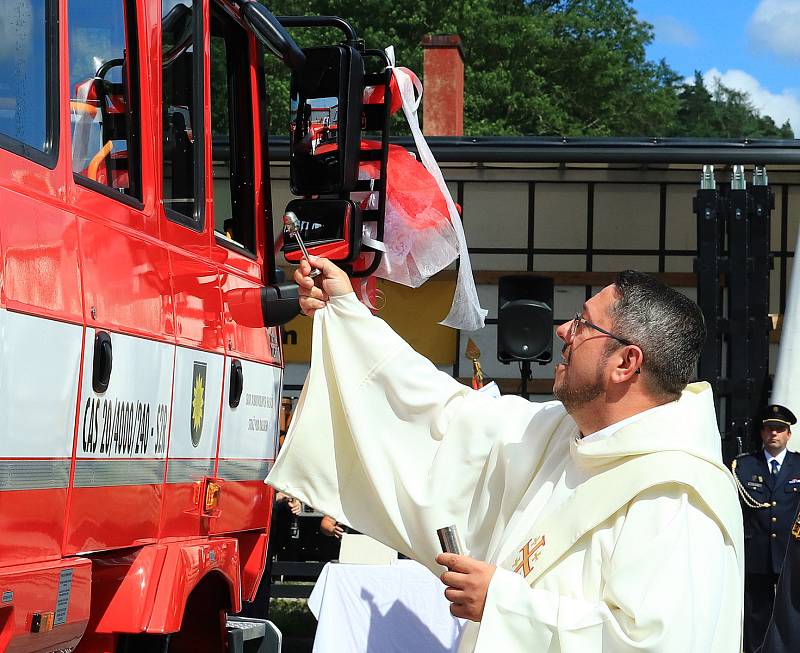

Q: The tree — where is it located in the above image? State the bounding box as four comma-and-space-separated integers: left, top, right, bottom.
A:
672, 72, 795, 139
260, 0, 683, 136
674, 71, 716, 137
257, 0, 793, 139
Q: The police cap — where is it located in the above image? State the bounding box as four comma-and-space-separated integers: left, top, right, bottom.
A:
762, 404, 797, 428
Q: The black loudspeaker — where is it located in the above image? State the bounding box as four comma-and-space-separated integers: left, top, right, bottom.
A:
497, 275, 553, 364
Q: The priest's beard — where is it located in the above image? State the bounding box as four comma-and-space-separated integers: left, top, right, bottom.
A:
553, 352, 608, 412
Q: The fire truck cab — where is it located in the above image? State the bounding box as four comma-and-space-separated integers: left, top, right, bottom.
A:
0, 1, 378, 651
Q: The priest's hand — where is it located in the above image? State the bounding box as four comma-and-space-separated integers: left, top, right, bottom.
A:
436, 553, 496, 622
294, 256, 353, 317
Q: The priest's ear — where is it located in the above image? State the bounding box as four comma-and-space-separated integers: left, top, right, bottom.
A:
610, 345, 644, 383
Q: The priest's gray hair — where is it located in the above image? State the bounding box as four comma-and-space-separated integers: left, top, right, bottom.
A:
607, 270, 706, 400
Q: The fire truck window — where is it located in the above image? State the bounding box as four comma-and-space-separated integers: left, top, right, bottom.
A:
210, 5, 255, 254
0, 0, 54, 161
162, 0, 198, 224
68, 0, 141, 200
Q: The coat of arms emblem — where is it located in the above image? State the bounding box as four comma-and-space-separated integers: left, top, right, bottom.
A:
190, 362, 207, 447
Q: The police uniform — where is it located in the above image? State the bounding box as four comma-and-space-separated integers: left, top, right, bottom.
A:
758, 506, 800, 652
732, 404, 800, 653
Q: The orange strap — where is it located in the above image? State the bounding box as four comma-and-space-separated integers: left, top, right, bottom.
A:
87, 140, 113, 182
70, 100, 98, 119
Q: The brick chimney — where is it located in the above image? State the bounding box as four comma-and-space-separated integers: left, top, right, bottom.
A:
421, 34, 464, 136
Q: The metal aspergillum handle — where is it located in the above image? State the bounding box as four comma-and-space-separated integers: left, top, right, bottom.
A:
283, 211, 321, 278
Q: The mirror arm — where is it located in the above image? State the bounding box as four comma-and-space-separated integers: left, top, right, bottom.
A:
262, 283, 301, 327
277, 15, 360, 47
234, 1, 306, 72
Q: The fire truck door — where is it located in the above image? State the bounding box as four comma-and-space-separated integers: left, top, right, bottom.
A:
208, 5, 281, 534
0, 0, 81, 566
159, 252, 225, 538
159, 0, 226, 539
67, 0, 174, 554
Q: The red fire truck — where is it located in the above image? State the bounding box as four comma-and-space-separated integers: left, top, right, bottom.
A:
0, 1, 388, 652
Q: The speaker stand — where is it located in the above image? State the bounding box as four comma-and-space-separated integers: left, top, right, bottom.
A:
519, 360, 532, 400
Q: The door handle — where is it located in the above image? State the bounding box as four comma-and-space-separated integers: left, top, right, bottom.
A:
93, 331, 113, 393
229, 359, 243, 407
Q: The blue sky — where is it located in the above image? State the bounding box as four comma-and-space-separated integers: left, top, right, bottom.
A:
633, 0, 800, 132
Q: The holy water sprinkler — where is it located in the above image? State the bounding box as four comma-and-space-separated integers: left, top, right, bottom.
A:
283, 211, 320, 278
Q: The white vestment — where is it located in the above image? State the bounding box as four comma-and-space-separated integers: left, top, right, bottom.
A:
267, 293, 744, 652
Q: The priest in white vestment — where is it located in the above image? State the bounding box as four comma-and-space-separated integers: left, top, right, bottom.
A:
267, 259, 744, 652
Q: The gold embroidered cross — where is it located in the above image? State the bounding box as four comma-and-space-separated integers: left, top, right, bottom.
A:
513, 535, 546, 577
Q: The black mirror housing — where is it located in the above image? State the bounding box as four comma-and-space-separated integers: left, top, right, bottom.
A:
282, 198, 362, 264
262, 284, 301, 328
289, 45, 363, 195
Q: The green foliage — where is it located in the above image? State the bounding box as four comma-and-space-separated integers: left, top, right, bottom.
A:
672, 72, 794, 139
268, 598, 316, 636
256, 0, 794, 139
210, 37, 230, 136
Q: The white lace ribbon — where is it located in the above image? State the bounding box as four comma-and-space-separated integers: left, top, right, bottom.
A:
385, 47, 487, 331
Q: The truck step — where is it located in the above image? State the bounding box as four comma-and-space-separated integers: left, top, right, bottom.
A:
226, 617, 282, 653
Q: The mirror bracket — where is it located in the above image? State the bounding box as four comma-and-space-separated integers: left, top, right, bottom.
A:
262, 284, 301, 328
282, 24, 393, 279
234, 1, 306, 72
277, 15, 361, 48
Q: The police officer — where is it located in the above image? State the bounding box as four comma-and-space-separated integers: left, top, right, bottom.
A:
758, 503, 800, 652
732, 404, 800, 653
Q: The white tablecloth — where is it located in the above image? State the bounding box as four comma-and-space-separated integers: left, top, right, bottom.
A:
308, 559, 464, 653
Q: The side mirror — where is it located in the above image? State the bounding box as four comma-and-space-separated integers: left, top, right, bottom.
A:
282, 198, 362, 264
225, 285, 301, 328
289, 46, 363, 195
235, 0, 305, 72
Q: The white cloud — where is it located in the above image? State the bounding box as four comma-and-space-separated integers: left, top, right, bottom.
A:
700, 68, 800, 133
748, 0, 800, 61
650, 15, 698, 48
